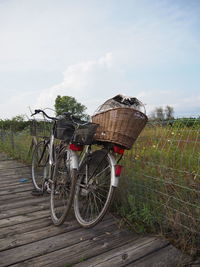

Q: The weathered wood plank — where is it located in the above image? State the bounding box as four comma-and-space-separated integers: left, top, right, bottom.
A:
0, 179, 31, 188
11, 227, 138, 267
0, 172, 31, 181
0, 161, 27, 169
0, 183, 32, 192
0, 166, 31, 173
0, 209, 50, 227
0, 191, 33, 204
0, 201, 49, 220
0, 219, 81, 251
127, 244, 192, 267
0, 186, 32, 196
0, 218, 116, 266
0, 217, 53, 238
0, 195, 49, 211
74, 236, 169, 267
0, 203, 49, 222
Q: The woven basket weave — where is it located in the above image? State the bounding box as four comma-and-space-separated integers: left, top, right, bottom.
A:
92, 107, 148, 149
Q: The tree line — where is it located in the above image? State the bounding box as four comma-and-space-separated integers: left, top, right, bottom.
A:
0, 98, 199, 131
0, 96, 88, 131
150, 106, 174, 120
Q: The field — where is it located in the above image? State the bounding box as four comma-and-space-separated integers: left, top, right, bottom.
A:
116, 119, 200, 255
0, 118, 199, 255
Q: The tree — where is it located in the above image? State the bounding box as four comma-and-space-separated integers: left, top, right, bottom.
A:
54, 95, 88, 120
165, 106, 174, 120
150, 105, 174, 121
155, 107, 165, 121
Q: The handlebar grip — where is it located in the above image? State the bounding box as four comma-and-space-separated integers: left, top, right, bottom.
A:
31, 109, 42, 116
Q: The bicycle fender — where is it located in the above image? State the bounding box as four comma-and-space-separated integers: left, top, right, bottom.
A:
108, 153, 119, 187
68, 149, 79, 170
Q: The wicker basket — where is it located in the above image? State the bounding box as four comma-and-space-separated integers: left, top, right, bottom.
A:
92, 107, 148, 149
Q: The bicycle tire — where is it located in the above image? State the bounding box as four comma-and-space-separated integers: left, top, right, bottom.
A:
74, 150, 116, 228
50, 148, 77, 226
31, 140, 49, 191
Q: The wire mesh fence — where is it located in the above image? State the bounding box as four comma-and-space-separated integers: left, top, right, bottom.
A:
0, 117, 199, 254
116, 117, 200, 255
0, 119, 52, 162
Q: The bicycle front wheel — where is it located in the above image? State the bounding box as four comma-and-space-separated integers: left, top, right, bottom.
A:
31, 141, 49, 191
74, 150, 116, 228
50, 149, 77, 226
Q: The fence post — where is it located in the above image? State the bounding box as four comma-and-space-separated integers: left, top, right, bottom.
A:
0, 129, 2, 143
10, 127, 15, 151
0, 129, 5, 144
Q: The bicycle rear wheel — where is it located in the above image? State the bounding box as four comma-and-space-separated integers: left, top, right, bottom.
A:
31, 141, 49, 191
50, 149, 77, 225
74, 150, 116, 228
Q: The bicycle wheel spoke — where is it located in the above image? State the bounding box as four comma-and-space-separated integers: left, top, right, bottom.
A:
32, 141, 50, 191
50, 149, 77, 226
74, 150, 115, 228
92, 192, 100, 216
90, 165, 110, 179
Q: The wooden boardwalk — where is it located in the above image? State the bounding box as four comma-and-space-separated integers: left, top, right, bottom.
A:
0, 152, 192, 267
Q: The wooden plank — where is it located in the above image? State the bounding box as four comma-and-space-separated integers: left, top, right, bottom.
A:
74, 237, 169, 267
0, 218, 117, 266
0, 219, 81, 251
0, 186, 32, 196
0, 191, 33, 204
0, 179, 30, 186
0, 201, 49, 220
0, 167, 30, 173
0, 182, 32, 191
12, 229, 138, 267
0, 169, 31, 178
0, 195, 49, 211
127, 244, 192, 267
0, 214, 109, 238
0, 179, 31, 188
0, 161, 27, 169
0, 209, 50, 227
0, 217, 53, 238
0, 172, 31, 181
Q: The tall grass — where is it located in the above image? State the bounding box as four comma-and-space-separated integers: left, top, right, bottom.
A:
115, 119, 200, 255
0, 129, 32, 163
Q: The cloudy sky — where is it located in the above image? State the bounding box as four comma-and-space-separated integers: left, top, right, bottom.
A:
0, 0, 200, 119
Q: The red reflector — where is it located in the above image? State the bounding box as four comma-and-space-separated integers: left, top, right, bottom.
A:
113, 145, 124, 155
115, 165, 123, 177
69, 144, 84, 151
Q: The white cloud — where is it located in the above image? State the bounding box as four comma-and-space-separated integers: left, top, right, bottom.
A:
35, 53, 118, 115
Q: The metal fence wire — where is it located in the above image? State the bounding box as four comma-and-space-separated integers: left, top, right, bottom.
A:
0, 117, 200, 254
118, 117, 200, 254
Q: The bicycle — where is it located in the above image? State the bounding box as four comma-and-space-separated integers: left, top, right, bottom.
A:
31, 109, 124, 228
73, 142, 124, 228
30, 109, 58, 194
51, 115, 124, 228
30, 109, 78, 226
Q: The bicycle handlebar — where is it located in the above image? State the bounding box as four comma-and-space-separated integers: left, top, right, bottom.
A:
31, 109, 84, 124
31, 109, 58, 121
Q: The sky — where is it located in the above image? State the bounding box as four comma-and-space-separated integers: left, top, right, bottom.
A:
0, 0, 200, 119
